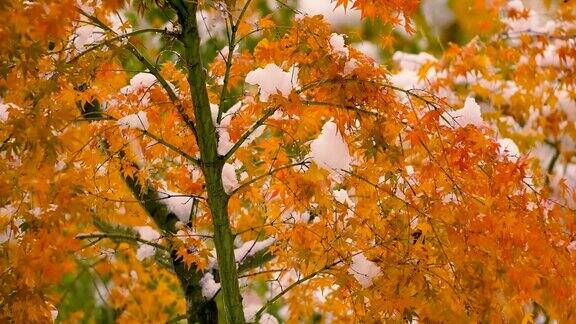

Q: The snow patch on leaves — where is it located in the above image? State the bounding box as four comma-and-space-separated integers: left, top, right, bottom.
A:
297, 0, 361, 27
121, 73, 157, 95
158, 189, 194, 223
310, 121, 352, 173
389, 70, 420, 90
352, 41, 380, 62
393, 51, 437, 71
210, 103, 234, 155
329, 33, 349, 58
210, 102, 265, 156
497, 138, 520, 162
245, 64, 299, 102
117, 111, 149, 131
503, 0, 562, 34
507, 0, 525, 12
134, 226, 161, 261
72, 13, 132, 52
441, 97, 485, 128
348, 253, 382, 288
0, 102, 18, 122
389, 51, 437, 97
234, 237, 275, 263
259, 313, 279, 324
72, 25, 103, 52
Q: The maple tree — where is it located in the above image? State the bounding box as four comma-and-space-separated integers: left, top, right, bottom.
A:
1, 0, 576, 323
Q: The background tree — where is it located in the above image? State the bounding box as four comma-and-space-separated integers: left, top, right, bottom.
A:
1, 0, 575, 323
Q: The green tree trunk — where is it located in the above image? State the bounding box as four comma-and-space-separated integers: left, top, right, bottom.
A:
176, 2, 246, 323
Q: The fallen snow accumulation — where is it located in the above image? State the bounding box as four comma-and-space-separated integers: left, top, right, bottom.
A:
245, 64, 299, 102
333, 189, 354, 206
210, 102, 266, 156
158, 189, 194, 223
352, 41, 380, 62
310, 121, 352, 173
348, 253, 382, 288
210, 103, 234, 155
234, 237, 275, 263
199, 272, 221, 298
389, 70, 420, 90
0, 102, 16, 122
222, 163, 239, 194
389, 51, 437, 98
392, 51, 437, 72
508, 0, 525, 11
259, 313, 279, 324
297, 0, 361, 27
134, 226, 161, 261
0, 205, 21, 243
421, 0, 455, 35
117, 111, 149, 131
497, 138, 520, 162
440, 97, 485, 128
329, 33, 348, 58
121, 73, 157, 95
72, 25, 104, 52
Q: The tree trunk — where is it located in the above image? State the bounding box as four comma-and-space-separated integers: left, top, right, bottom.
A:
203, 163, 245, 323
177, 2, 246, 323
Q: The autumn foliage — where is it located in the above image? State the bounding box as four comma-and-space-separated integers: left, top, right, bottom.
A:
1, 0, 576, 323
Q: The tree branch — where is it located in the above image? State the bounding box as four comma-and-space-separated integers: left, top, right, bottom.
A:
67, 28, 168, 64
253, 259, 344, 321
139, 128, 201, 167
230, 160, 311, 196
223, 107, 278, 161
76, 232, 168, 251
302, 100, 380, 116
217, 0, 254, 123
237, 248, 275, 274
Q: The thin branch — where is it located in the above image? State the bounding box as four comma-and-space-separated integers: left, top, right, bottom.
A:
238, 269, 283, 279
230, 160, 311, 196
297, 78, 446, 111
302, 100, 380, 116
217, 0, 254, 122
86, 190, 206, 203
253, 259, 344, 321
139, 128, 201, 167
76, 232, 168, 250
75, 111, 200, 166
544, 140, 560, 186
0, 133, 13, 152
67, 28, 168, 63
223, 107, 278, 161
